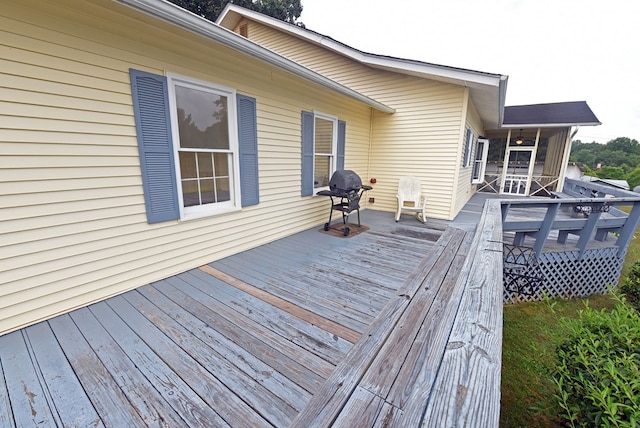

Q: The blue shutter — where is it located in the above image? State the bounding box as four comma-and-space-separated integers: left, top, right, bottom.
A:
129, 69, 179, 224
337, 120, 346, 171
301, 111, 314, 196
237, 94, 259, 207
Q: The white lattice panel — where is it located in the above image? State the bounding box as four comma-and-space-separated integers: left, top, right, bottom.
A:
504, 247, 623, 303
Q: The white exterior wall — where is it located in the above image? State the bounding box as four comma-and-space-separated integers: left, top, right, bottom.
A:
243, 21, 469, 220
0, 0, 373, 334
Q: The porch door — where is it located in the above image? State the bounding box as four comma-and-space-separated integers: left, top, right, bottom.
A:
501, 148, 535, 195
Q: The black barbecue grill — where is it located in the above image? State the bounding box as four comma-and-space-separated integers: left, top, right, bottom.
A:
316, 170, 372, 236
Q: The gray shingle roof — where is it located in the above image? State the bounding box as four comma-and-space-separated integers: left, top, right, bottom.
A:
503, 101, 601, 126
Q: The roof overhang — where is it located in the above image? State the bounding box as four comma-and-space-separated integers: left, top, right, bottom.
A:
502, 101, 601, 129
113, 0, 395, 113
218, 4, 508, 129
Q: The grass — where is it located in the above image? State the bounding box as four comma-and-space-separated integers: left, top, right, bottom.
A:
500, 217, 640, 426
500, 294, 618, 427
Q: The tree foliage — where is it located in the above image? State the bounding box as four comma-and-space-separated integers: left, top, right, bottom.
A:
167, 0, 303, 25
570, 137, 640, 185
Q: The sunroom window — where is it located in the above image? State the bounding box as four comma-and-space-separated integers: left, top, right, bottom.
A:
168, 75, 240, 219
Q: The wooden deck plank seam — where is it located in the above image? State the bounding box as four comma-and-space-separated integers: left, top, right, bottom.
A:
199, 265, 362, 343
185, 269, 351, 364
156, 275, 335, 380
130, 287, 311, 412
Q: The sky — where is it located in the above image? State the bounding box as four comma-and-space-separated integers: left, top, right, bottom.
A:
299, 0, 639, 144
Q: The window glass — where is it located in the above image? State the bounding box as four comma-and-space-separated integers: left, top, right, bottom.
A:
472, 138, 490, 184
169, 76, 238, 218
313, 115, 336, 189
175, 85, 229, 150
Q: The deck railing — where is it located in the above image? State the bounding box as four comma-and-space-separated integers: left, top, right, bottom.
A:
440, 184, 640, 424
500, 184, 640, 258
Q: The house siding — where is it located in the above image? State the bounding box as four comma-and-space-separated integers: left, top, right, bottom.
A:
0, 0, 372, 334
453, 93, 485, 216
241, 20, 468, 220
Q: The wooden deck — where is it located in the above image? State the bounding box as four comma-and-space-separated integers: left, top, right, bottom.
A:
0, 209, 504, 427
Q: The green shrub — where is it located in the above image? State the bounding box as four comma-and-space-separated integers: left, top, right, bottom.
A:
621, 261, 640, 312
553, 300, 640, 427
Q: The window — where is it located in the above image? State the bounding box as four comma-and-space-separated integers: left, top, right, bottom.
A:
313, 114, 337, 189
129, 69, 259, 224
168, 75, 240, 219
463, 128, 474, 167
472, 138, 490, 184
300, 111, 345, 196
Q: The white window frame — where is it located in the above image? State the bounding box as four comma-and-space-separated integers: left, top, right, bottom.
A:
167, 73, 241, 221
472, 138, 490, 184
313, 111, 338, 191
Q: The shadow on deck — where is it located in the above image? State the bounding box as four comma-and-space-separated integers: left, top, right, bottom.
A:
0, 209, 504, 427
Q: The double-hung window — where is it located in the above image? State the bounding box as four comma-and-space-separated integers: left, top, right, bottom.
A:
129, 69, 259, 224
168, 75, 240, 219
313, 113, 338, 189
472, 138, 490, 184
300, 111, 345, 196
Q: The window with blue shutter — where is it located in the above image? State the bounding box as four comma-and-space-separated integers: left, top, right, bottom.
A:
237, 95, 259, 206
130, 68, 260, 221
129, 69, 180, 224
301, 111, 314, 196
337, 120, 346, 171
463, 128, 474, 167
301, 111, 344, 196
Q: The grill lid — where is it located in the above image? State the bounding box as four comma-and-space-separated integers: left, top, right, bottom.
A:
329, 170, 363, 193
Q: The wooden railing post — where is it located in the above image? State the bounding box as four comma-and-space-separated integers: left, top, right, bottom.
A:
533, 202, 560, 255
616, 200, 640, 257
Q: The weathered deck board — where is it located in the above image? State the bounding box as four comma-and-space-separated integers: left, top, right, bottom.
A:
4, 209, 502, 428
421, 200, 504, 427
185, 269, 352, 365
200, 265, 362, 343
359, 230, 469, 400
106, 294, 279, 427
213, 257, 382, 330
89, 301, 233, 427
67, 308, 188, 426
208, 224, 440, 342
123, 289, 303, 422
0, 330, 59, 427
155, 275, 334, 388
290, 227, 465, 427
48, 315, 148, 427
133, 286, 311, 412
23, 322, 104, 427
211, 258, 373, 334
0, 355, 15, 428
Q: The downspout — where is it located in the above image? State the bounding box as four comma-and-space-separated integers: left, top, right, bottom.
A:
557, 126, 578, 192
366, 107, 374, 206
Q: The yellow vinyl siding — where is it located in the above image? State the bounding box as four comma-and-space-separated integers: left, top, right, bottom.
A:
0, 0, 372, 334
246, 20, 468, 220
453, 95, 484, 215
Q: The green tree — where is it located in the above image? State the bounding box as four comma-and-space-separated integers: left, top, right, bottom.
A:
167, 0, 303, 25
595, 165, 625, 180
626, 165, 640, 190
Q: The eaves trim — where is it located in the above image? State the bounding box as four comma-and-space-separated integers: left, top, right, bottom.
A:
116, 0, 396, 113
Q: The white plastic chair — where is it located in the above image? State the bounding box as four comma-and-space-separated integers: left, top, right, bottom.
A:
395, 176, 427, 223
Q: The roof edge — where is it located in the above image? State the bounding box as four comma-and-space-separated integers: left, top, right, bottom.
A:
218, 4, 506, 88
502, 122, 602, 128
116, 0, 395, 113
